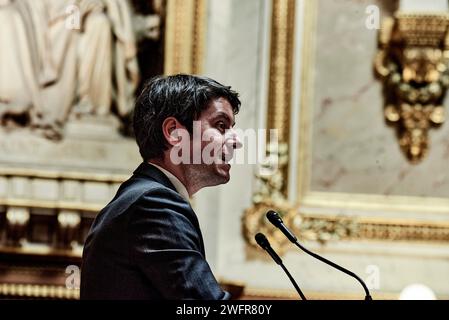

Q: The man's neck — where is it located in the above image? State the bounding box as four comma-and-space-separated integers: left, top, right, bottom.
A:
148, 158, 194, 197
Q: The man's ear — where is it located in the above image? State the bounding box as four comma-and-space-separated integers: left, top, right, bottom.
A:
162, 117, 185, 147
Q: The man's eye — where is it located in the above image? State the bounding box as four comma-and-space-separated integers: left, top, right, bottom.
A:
216, 121, 226, 132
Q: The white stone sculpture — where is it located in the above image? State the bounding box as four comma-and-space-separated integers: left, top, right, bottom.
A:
0, 0, 161, 139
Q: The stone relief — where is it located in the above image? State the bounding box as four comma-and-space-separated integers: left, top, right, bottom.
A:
0, 0, 163, 140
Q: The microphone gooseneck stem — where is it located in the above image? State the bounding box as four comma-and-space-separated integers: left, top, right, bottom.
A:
293, 241, 372, 300
280, 263, 307, 300
255, 232, 307, 300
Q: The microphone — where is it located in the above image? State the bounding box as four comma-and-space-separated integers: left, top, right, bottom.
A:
266, 210, 373, 300
255, 233, 307, 300
255, 233, 282, 264
266, 211, 297, 242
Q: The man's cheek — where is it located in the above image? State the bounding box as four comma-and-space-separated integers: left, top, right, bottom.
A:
202, 137, 225, 163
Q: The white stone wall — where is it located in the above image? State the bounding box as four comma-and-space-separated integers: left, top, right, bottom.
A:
195, 0, 270, 272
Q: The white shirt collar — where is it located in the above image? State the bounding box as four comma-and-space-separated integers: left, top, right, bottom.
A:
147, 162, 190, 202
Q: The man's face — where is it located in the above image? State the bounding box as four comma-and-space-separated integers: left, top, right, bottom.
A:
188, 97, 242, 187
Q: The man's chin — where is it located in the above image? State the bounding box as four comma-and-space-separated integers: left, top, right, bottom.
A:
215, 163, 231, 183
195, 163, 232, 188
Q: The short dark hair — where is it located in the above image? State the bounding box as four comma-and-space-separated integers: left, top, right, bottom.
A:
133, 74, 241, 160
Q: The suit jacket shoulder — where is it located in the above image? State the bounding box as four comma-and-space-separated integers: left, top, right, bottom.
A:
81, 162, 228, 300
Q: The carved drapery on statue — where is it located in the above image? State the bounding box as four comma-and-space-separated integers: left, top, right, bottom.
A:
0, 0, 162, 139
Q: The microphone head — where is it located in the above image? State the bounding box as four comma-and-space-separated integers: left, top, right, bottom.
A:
266, 210, 283, 226
255, 233, 270, 249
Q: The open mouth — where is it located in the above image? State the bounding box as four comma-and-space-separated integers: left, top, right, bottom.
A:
221, 152, 233, 164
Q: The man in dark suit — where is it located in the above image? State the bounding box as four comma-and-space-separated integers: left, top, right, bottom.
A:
81, 74, 242, 299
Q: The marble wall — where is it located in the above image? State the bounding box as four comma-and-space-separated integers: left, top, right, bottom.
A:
310, 0, 449, 198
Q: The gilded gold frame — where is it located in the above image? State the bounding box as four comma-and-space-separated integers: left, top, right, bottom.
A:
295, 0, 449, 242
164, 0, 207, 75
266, 0, 296, 195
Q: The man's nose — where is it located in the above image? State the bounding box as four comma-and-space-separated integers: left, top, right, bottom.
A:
227, 129, 243, 150
233, 135, 243, 150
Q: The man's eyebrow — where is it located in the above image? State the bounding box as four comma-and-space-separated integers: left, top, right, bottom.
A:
212, 112, 235, 126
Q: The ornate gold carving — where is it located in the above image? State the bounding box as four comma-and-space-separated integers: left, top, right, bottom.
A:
245, 208, 449, 246
164, 0, 206, 75
356, 217, 449, 242
243, 201, 296, 254
252, 143, 289, 206
295, 215, 449, 243
297, 192, 449, 243
375, 13, 449, 163
0, 283, 79, 299
243, 142, 357, 253
242, 143, 295, 253
295, 215, 359, 244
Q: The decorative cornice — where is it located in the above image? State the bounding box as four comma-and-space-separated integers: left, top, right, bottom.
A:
0, 198, 103, 213
0, 167, 128, 183
0, 167, 127, 213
